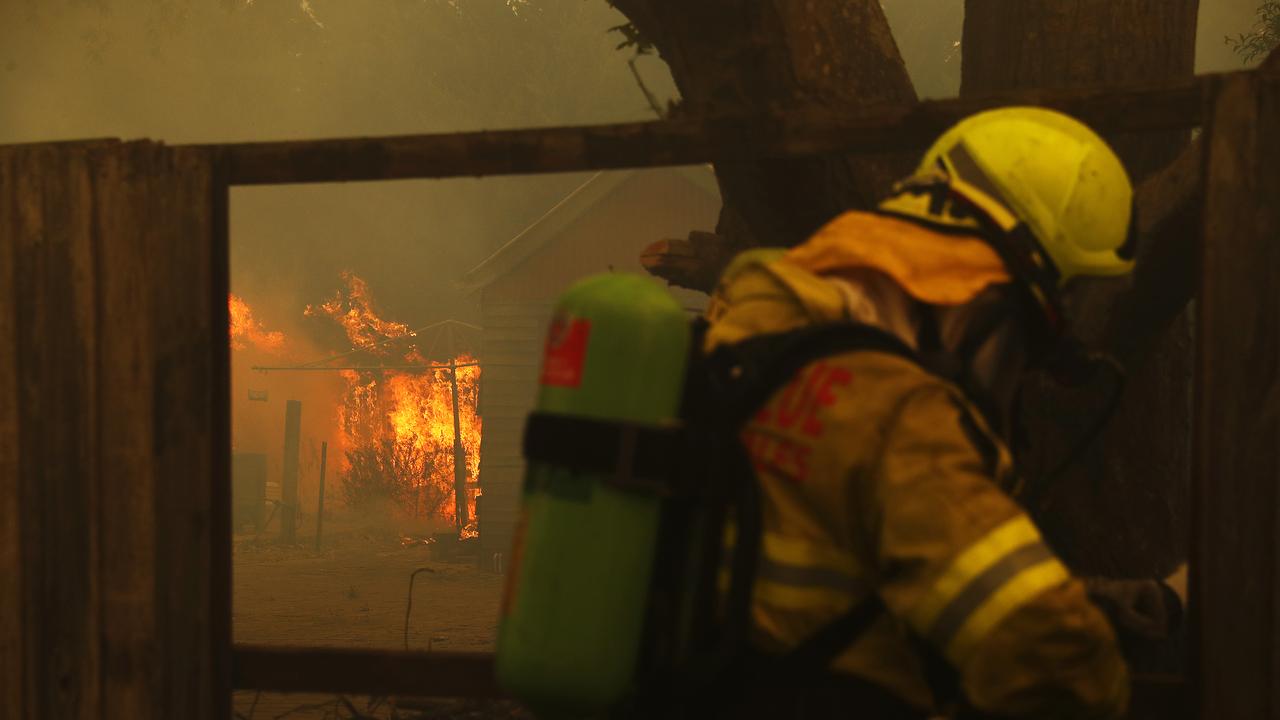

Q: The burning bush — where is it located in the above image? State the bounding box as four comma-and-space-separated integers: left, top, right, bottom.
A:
340, 436, 452, 517
311, 273, 481, 530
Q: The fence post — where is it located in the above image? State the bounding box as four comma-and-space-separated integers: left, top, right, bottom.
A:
449, 361, 469, 534
1195, 70, 1280, 720
281, 400, 302, 543
315, 442, 327, 552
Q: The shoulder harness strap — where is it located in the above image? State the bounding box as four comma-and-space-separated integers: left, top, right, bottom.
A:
699, 321, 921, 426
692, 322, 921, 679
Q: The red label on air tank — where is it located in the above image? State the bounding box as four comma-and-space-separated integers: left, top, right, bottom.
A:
540, 316, 590, 388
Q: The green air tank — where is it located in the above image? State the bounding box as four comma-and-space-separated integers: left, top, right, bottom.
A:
495, 273, 691, 716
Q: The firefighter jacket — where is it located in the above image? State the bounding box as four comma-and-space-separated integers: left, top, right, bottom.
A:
702, 226, 1129, 718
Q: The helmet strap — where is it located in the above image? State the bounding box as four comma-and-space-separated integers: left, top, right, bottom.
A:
941, 145, 1068, 337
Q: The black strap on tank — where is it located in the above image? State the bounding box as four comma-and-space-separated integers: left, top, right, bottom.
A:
523, 321, 956, 703
521, 322, 923, 496
774, 594, 888, 673
701, 321, 922, 427
522, 413, 684, 494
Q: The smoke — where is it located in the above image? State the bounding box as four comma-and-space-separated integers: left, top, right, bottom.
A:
0, 1, 679, 330
4, 1, 1258, 329
228, 290, 346, 516
4, 0, 1263, 520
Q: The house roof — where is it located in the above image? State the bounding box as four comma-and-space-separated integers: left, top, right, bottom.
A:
458, 166, 719, 292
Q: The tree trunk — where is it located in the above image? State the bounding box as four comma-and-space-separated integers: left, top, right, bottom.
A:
615, 0, 918, 288
963, 0, 1199, 181
960, 0, 1201, 582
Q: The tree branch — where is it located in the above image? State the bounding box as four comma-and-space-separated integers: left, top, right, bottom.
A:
608, 0, 916, 257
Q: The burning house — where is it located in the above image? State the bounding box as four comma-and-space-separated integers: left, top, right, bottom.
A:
230, 275, 483, 540
305, 275, 482, 535
225, 168, 718, 559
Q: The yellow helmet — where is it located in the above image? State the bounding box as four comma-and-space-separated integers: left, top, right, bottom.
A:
925, 107, 1135, 278
878, 106, 1136, 330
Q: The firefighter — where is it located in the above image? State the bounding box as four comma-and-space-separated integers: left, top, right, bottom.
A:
702, 107, 1173, 718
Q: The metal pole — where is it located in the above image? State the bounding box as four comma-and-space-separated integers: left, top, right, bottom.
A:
315, 441, 328, 552
449, 360, 468, 534
281, 400, 302, 543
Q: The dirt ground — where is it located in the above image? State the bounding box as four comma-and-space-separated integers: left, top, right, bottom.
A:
231, 516, 520, 719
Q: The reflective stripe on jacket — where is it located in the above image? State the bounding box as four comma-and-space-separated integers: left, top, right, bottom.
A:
704, 226, 1128, 719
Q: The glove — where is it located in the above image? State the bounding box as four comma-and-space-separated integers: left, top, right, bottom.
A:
1085, 575, 1183, 641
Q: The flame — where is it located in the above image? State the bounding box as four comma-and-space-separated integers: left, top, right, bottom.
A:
306, 271, 414, 354
229, 276, 481, 535
311, 272, 481, 531
229, 293, 286, 354
383, 354, 482, 528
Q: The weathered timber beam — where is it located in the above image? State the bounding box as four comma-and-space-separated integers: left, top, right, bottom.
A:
249, 363, 481, 372
232, 645, 503, 698
207, 75, 1224, 186
1103, 51, 1277, 367
1101, 135, 1203, 366
230, 644, 1182, 711
1, 141, 228, 720
1194, 69, 1280, 720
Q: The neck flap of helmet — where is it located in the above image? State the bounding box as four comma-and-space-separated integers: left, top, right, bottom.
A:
878, 146, 1074, 356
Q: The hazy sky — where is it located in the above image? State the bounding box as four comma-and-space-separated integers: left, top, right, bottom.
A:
0, 0, 1264, 346
2, 1, 683, 338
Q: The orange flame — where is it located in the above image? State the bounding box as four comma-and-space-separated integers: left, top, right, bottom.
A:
311, 273, 481, 532
229, 293, 286, 354
305, 271, 414, 353
385, 355, 482, 529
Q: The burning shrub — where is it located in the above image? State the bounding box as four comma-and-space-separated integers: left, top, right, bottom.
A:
313, 274, 481, 529
341, 436, 452, 517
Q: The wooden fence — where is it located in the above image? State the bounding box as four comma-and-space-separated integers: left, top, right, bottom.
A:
0, 64, 1277, 719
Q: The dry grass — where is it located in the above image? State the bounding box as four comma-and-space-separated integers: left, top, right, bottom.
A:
233, 512, 507, 718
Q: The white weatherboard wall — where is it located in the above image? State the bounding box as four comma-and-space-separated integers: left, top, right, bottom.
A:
463, 168, 718, 562
475, 302, 553, 562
